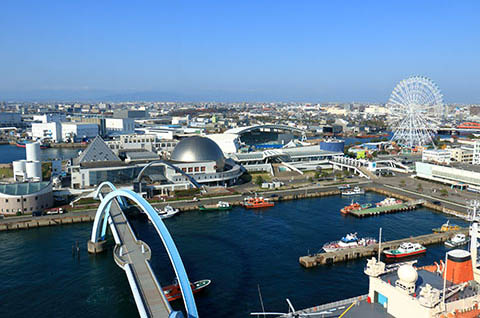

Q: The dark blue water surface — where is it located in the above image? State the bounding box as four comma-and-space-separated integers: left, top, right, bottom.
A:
0, 144, 81, 163
0, 192, 467, 317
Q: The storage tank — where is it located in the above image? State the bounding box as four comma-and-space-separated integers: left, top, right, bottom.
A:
26, 142, 41, 162
12, 160, 27, 180
26, 160, 42, 181
320, 139, 345, 153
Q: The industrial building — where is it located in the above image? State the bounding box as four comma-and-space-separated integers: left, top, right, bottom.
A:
0, 112, 22, 127
416, 162, 480, 189
61, 122, 99, 142
12, 142, 43, 182
31, 122, 62, 142
105, 118, 135, 135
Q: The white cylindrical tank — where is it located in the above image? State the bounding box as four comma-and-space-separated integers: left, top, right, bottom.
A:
26, 160, 42, 181
12, 160, 27, 180
26, 142, 41, 162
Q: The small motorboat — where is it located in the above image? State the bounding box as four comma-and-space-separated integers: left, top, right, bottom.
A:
162, 279, 211, 302
432, 220, 460, 233
384, 242, 426, 259
155, 205, 180, 219
199, 201, 232, 212
341, 186, 365, 196
445, 233, 470, 248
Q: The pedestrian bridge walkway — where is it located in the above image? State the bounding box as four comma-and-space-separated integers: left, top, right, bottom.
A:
87, 182, 198, 318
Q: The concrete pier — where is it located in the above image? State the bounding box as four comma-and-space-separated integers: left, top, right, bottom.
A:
87, 239, 107, 254
299, 228, 468, 268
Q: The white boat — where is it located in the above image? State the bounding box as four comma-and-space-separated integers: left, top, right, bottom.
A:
323, 233, 377, 252
155, 205, 180, 219
445, 233, 470, 248
376, 197, 402, 207
341, 186, 365, 196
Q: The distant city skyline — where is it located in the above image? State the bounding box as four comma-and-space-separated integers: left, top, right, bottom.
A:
1, 1, 479, 103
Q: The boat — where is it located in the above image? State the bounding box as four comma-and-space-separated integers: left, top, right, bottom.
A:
432, 220, 461, 233
375, 197, 402, 207
16, 140, 49, 149
155, 205, 180, 219
244, 196, 274, 209
445, 233, 470, 248
198, 201, 232, 212
340, 201, 372, 215
383, 242, 426, 259
341, 186, 365, 196
162, 279, 211, 302
322, 233, 377, 252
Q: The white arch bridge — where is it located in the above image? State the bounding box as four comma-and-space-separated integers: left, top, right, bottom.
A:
87, 182, 198, 318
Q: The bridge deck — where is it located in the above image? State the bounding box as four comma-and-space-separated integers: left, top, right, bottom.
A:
109, 199, 171, 317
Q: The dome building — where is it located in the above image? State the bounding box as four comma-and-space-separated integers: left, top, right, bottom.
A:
171, 136, 226, 171
166, 136, 243, 186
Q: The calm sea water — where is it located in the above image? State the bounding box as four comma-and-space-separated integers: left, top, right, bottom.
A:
0, 144, 81, 163
0, 192, 467, 317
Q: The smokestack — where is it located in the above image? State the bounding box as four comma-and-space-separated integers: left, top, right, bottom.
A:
444, 249, 474, 284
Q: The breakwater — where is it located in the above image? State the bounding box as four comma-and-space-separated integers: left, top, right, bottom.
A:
299, 228, 468, 268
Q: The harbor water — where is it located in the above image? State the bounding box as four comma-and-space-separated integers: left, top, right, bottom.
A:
0, 144, 82, 163
0, 192, 468, 317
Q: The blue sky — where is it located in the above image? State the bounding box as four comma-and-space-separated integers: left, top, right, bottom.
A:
1, 0, 479, 102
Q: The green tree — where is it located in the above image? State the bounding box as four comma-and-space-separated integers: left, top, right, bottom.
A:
400, 180, 406, 187
440, 189, 448, 197
255, 176, 264, 186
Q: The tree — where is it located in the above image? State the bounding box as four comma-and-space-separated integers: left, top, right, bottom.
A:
314, 171, 320, 180
308, 176, 313, 183
255, 176, 264, 186
416, 183, 423, 192
440, 189, 448, 197
400, 180, 406, 187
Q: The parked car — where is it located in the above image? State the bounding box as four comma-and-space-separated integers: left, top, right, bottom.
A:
32, 211, 43, 217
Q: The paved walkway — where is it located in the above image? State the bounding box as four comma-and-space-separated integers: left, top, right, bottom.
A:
109, 198, 171, 318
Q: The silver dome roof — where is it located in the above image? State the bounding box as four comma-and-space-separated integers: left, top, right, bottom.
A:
171, 136, 225, 171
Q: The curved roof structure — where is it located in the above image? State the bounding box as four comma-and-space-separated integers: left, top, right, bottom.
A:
224, 124, 305, 135
0, 181, 51, 196
171, 136, 226, 170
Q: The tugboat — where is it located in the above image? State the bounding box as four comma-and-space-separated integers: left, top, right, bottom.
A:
432, 220, 461, 233
155, 205, 180, 219
445, 233, 470, 248
198, 201, 232, 212
340, 201, 372, 215
323, 233, 377, 252
384, 242, 427, 259
341, 186, 365, 196
162, 279, 211, 302
243, 196, 274, 209
375, 197, 402, 207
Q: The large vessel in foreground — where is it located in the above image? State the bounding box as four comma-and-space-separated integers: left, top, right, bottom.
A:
323, 233, 377, 252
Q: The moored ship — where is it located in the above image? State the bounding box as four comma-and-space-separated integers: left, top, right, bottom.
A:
323, 233, 377, 252
162, 279, 211, 302
243, 196, 274, 209
383, 242, 426, 259
432, 220, 460, 233
340, 201, 372, 215
376, 197, 402, 207
198, 201, 232, 211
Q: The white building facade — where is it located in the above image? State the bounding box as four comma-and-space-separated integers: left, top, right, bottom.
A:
61, 123, 98, 142
32, 122, 62, 142
105, 118, 135, 135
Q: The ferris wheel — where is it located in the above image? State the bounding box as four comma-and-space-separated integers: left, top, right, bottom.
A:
387, 76, 444, 148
